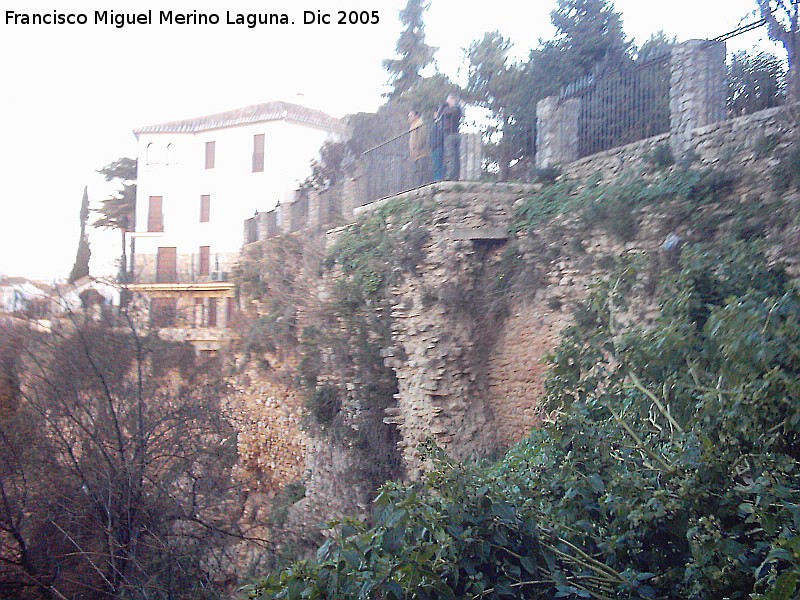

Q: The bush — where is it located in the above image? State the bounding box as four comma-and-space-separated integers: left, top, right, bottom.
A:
305, 384, 341, 425
251, 243, 800, 600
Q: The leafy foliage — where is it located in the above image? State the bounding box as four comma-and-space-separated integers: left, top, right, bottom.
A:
93, 157, 137, 231
755, 0, 800, 101
512, 166, 738, 240
383, 0, 437, 100
728, 50, 786, 115
250, 241, 800, 599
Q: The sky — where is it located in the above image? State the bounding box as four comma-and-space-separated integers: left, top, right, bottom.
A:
0, 0, 781, 281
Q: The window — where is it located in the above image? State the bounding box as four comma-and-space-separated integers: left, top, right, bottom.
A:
225, 297, 235, 328
165, 143, 173, 164
199, 246, 210, 276
156, 247, 177, 283
200, 195, 211, 223
146, 143, 157, 165
147, 196, 163, 232
194, 297, 205, 327
205, 141, 215, 169
252, 134, 265, 172
208, 297, 218, 327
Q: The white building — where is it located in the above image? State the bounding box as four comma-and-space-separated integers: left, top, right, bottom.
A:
128, 100, 343, 338
131, 100, 344, 285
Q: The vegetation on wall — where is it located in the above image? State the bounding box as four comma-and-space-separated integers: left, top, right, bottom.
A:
246, 124, 800, 598
249, 238, 800, 600
306, 197, 432, 487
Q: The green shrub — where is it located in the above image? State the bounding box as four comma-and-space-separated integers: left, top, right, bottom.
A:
645, 143, 675, 170
305, 385, 341, 425
251, 243, 800, 600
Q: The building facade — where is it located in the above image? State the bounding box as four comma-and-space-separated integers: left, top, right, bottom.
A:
128, 100, 344, 342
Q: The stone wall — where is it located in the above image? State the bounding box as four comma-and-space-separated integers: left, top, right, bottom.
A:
324, 102, 800, 477
351, 182, 541, 474
233, 101, 800, 529
563, 103, 799, 184
536, 39, 729, 168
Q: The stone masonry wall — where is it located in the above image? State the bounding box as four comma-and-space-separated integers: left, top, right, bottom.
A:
232, 102, 799, 529
375, 183, 538, 476
335, 102, 800, 477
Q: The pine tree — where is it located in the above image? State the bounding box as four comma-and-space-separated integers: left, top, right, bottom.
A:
467, 32, 520, 180
93, 157, 136, 281
68, 186, 91, 284
549, 0, 631, 80
382, 0, 437, 99
755, 0, 800, 102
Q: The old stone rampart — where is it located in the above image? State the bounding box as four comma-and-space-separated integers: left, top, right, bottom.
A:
325, 101, 800, 476
235, 101, 800, 528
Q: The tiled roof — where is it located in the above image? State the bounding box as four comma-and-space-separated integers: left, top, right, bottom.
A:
134, 100, 345, 136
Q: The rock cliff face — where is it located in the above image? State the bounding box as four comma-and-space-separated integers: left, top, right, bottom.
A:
231, 104, 800, 536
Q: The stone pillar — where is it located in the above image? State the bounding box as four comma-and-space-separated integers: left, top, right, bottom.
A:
535, 96, 580, 169
669, 39, 727, 156
341, 162, 365, 217
243, 216, 257, 245
460, 132, 482, 181
265, 210, 279, 238
307, 189, 321, 230
276, 202, 290, 235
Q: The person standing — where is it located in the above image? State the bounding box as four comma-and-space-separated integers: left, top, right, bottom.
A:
440, 93, 462, 181
407, 109, 430, 188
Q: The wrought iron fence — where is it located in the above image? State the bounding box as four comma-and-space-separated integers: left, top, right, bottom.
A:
562, 54, 672, 159
362, 128, 427, 202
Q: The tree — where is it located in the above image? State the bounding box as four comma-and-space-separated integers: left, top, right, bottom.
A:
728, 50, 786, 115
466, 32, 521, 180
549, 0, 631, 80
0, 316, 265, 599
382, 0, 437, 100
93, 157, 137, 283
68, 186, 91, 284
755, 0, 800, 101
492, 0, 633, 176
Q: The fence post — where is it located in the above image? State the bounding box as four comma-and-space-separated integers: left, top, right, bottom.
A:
669, 39, 727, 156
460, 133, 482, 180
535, 96, 580, 168
307, 189, 321, 230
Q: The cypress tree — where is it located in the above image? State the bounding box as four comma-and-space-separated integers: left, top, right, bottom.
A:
68, 186, 91, 284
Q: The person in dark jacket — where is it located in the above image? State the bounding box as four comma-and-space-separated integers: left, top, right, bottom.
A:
440, 94, 462, 181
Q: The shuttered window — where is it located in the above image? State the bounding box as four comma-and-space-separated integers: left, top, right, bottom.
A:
205, 141, 215, 169
194, 297, 205, 327
252, 134, 265, 172
147, 196, 163, 232
225, 297, 235, 328
200, 195, 211, 222
199, 246, 210, 276
156, 247, 177, 283
208, 298, 218, 327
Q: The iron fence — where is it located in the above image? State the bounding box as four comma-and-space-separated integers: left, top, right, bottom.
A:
562, 54, 672, 159
362, 127, 437, 202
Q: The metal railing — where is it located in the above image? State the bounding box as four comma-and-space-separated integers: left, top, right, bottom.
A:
363, 128, 426, 202
562, 54, 672, 158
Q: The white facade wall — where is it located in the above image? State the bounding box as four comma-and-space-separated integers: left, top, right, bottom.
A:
132, 113, 340, 280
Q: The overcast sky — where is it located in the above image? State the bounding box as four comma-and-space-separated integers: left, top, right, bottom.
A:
0, 0, 779, 281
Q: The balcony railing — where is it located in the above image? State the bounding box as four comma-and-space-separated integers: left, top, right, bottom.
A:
361, 129, 480, 203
